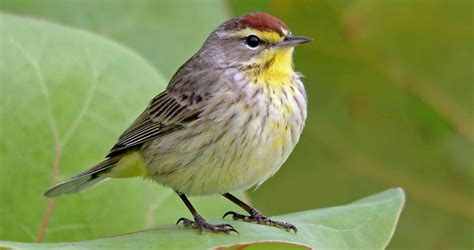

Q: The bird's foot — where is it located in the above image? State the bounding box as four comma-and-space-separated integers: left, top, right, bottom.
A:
223, 210, 297, 233
176, 215, 238, 234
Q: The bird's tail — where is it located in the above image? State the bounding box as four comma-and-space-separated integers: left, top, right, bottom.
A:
44, 157, 120, 197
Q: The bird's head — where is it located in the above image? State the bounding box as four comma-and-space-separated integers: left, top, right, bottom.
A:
199, 13, 312, 83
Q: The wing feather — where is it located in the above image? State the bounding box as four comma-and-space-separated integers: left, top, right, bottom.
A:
107, 91, 202, 157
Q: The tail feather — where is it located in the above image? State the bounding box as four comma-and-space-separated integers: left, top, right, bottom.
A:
44, 157, 120, 197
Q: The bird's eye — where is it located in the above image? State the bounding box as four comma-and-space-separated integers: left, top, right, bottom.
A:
245, 35, 261, 48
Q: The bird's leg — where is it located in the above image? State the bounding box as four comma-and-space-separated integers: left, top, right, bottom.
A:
222, 193, 297, 233
175, 191, 238, 234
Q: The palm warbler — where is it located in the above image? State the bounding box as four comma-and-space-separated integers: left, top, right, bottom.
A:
45, 12, 311, 233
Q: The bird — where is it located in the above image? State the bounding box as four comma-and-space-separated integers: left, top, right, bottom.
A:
45, 12, 311, 234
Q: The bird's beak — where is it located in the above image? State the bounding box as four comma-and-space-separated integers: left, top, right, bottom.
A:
277, 35, 313, 48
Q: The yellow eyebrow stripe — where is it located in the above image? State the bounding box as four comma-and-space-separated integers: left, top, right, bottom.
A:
235, 28, 286, 43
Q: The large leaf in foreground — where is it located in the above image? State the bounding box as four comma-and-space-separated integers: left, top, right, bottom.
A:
0, 188, 405, 249
0, 14, 243, 243
0, 0, 228, 77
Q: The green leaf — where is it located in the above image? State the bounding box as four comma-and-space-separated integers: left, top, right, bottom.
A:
0, 13, 244, 243
0, 0, 229, 77
0, 188, 405, 249
214, 241, 311, 250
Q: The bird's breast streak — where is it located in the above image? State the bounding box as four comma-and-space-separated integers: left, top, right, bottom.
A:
141, 77, 306, 195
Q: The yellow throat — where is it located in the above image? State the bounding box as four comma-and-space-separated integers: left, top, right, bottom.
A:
254, 47, 294, 85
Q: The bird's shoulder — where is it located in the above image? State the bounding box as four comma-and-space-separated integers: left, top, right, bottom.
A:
106, 66, 225, 157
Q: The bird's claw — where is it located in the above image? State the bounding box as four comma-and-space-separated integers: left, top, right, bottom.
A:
223, 210, 297, 233
176, 215, 239, 234
176, 217, 195, 227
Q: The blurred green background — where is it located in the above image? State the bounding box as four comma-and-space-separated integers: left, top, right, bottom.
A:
0, 0, 472, 249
